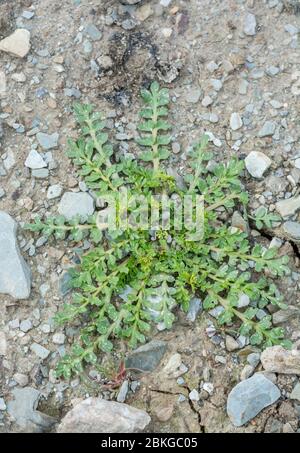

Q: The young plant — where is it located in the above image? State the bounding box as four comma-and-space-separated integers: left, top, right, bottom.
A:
25, 82, 291, 379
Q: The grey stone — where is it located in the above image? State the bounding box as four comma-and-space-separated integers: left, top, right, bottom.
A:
0, 187, 5, 198
225, 335, 240, 352
244, 13, 257, 36
258, 121, 276, 137
283, 221, 300, 240
210, 78, 223, 91
272, 306, 299, 325
52, 333, 65, 345
120, 0, 141, 4
266, 66, 280, 77
290, 382, 300, 401
58, 192, 95, 220
36, 132, 59, 150
247, 353, 261, 368
230, 112, 243, 131
245, 151, 271, 178
275, 195, 300, 218
59, 272, 73, 296
20, 319, 32, 333
85, 24, 102, 41
47, 184, 62, 200
186, 297, 202, 322
32, 168, 49, 179
0, 29, 31, 58
189, 389, 200, 401
227, 373, 281, 426
0, 211, 31, 299
57, 398, 151, 433
25, 150, 47, 169
125, 340, 167, 372
117, 380, 129, 403
30, 343, 50, 360
13, 373, 29, 387
186, 88, 201, 103
261, 346, 300, 374
0, 397, 6, 411
285, 24, 298, 35
202, 95, 213, 107
7, 387, 56, 432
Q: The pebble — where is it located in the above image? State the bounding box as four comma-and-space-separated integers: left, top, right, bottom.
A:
32, 168, 49, 179
47, 184, 62, 200
30, 343, 50, 360
7, 387, 56, 431
227, 373, 280, 427
58, 192, 95, 220
185, 88, 201, 103
20, 319, 33, 333
11, 72, 26, 82
290, 382, 300, 401
186, 297, 202, 322
210, 79, 223, 91
258, 121, 276, 137
117, 380, 129, 403
261, 346, 300, 374
189, 389, 199, 401
202, 95, 213, 107
84, 24, 102, 41
57, 398, 151, 433
275, 195, 300, 218
126, 340, 167, 372
25, 150, 47, 169
225, 335, 240, 352
0, 398, 6, 411
230, 112, 243, 131
36, 132, 59, 150
244, 13, 257, 36
0, 29, 31, 58
13, 373, 29, 387
240, 364, 255, 380
247, 353, 260, 368
0, 211, 31, 299
22, 11, 35, 20
52, 333, 65, 345
282, 221, 300, 240
245, 151, 271, 178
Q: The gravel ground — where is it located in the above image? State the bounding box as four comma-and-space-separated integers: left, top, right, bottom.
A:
1, 0, 300, 433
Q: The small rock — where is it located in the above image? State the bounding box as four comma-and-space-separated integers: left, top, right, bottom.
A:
225, 335, 240, 352
0, 397, 6, 411
245, 151, 271, 178
240, 364, 255, 380
275, 195, 300, 218
47, 184, 62, 200
230, 112, 243, 131
0, 211, 31, 299
84, 24, 102, 41
202, 95, 213, 107
272, 306, 299, 325
7, 388, 56, 431
52, 333, 65, 345
0, 331, 7, 355
261, 346, 300, 374
244, 13, 257, 36
258, 121, 276, 138
247, 353, 260, 368
58, 192, 95, 220
32, 168, 49, 179
186, 297, 202, 322
117, 380, 129, 403
186, 88, 201, 103
20, 319, 32, 333
13, 373, 29, 387
189, 389, 199, 401
36, 132, 59, 150
290, 382, 300, 401
227, 373, 281, 427
282, 221, 300, 240
57, 398, 151, 433
135, 4, 153, 21
30, 343, 50, 360
0, 29, 31, 58
210, 79, 223, 91
125, 340, 167, 372
25, 150, 47, 169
